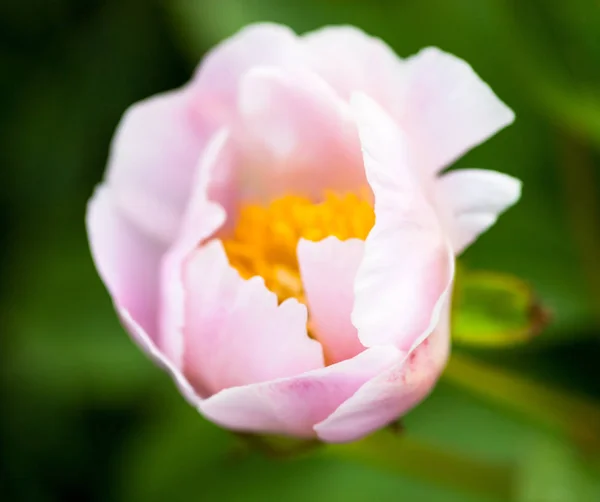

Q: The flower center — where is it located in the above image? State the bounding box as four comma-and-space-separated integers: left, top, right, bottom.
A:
222, 191, 374, 303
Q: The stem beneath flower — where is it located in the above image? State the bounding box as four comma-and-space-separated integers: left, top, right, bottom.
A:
232, 432, 323, 459
557, 134, 600, 318
321, 431, 513, 501
444, 353, 600, 452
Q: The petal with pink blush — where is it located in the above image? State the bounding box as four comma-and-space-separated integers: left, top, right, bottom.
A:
159, 129, 233, 364
437, 168, 522, 254
182, 240, 324, 395
118, 308, 202, 404
106, 24, 306, 246
350, 92, 454, 351
238, 66, 364, 200
107, 88, 210, 244
402, 47, 515, 172
302, 26, 406, 110
200, 345, 402, 438
302, 32, 513, 174
297, 237, 366, 364
315, 304, 451, 443
192, 23, 306, 125
175, 128, 234, 244
86, 185, 164, 343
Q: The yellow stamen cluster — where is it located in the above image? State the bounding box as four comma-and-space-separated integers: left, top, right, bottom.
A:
222, 191, 375, 303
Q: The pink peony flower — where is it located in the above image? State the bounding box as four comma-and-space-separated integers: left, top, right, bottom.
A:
87, 23, 521, 443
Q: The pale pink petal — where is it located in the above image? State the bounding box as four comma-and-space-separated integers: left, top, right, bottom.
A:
200, 345, 402, 438
192, 23, 306, 125
118, 308, 202, 405
303, 30, 513, 174
106, 88, 210, 244
315, 304, 451, 443
436, 168, 522, 254
350, 92, 454, 351
401, 47, 515, 172
86, 185, 164, 342
297, 237, 366, 364
106, 23, 306, 246
158, 129, 234, 364
302, 26, 406, 110
237, 66, 364, 201
174, 128, 235, 244
181, 240, 324, 395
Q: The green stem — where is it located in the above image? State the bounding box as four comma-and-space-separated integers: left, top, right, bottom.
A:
237, 426, 514, 499
322, 431, 513, 501
557, 134, 600, 318
444, 353, 600, 451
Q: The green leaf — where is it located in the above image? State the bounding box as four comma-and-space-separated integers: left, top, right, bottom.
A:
516, 432, 600, 502
120, 405, 495, 502
452, 268, 549, 348
444, 354, 600, 452
2, 218, 158, 406
323, 431, 513, 502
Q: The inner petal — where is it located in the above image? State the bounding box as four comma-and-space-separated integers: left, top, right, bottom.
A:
221, 190, 374, 304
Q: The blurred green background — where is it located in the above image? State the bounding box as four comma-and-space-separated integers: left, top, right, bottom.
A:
2, 0, 600, 500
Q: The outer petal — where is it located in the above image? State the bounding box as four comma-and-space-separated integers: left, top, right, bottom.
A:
237, 66, 364, 201
106, 23, 306, 246
351, 93, 454, 351
315, 304, 451, 443
86, 185, 164, 342
302, 26, 406, 108
200, 345, 401, 438
401, 47, 515, 172
437, 168, 522, 254
158, 129, 233, 364
87, 187, 201, 406
119, 308, 201, 406
181, 240, 324, 395
303, 29, 514, 173
106, 88, 210, 244
297, 237, 366, 364
192, 23, 306, 125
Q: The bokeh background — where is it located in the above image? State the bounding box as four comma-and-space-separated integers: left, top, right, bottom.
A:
2, 0, 600, 500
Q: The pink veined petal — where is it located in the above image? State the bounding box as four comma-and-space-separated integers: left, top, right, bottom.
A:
302, 26, 406, 110
237, 66, 364, 201
86, 185, 164, 343
350, 92, 455, 351
106, 88, 210, 244
181, 240, 324, 396
401, 47, 515, 172
436, 168, 522, 254
159, 128, 234, 364
297, 237, 366, 364
192, 23, 306, 126
315, 303, 451, 443
200, 345, 402, 439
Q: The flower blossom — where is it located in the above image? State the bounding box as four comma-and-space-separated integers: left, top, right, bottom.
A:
87, 23, 521, 442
